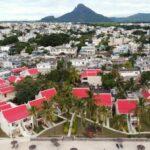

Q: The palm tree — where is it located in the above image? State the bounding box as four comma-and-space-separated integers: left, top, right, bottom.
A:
68, 66, 80, 85
41, 101, 56, 126
112, 115, 128, 131
56, 83, 74, 115
84, 91, 95, 120
135, 98, 148, 133
95, 105, 111, 127
29, 106, 38, 129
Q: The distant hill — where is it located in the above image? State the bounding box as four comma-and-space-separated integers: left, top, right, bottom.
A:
41, 4, 111, 23
111, 13, 150, 23
41, 4, 150, 23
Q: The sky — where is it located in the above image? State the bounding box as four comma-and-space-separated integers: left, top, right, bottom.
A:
0, 0, 150, 21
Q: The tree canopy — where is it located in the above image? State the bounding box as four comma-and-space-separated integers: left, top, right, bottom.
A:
0, 35, 18, 46
141, 71, 150, 86
33, 33, 70, 47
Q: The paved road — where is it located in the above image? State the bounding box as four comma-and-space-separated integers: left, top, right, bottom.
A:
0, 138, 150, 150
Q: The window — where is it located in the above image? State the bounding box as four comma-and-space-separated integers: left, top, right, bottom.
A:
83, 77, 87, 80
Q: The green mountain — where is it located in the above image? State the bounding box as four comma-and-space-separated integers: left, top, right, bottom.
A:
41, 4, 150, 23
111, 13, 150, 23
41, 4, 111, 23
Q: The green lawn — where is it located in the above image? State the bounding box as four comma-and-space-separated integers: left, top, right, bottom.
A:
39, 124, 65, 137
76, 118, 127, 138
39, 116, 150, 138
140, 121, 150, 132
39, 118, 127, 138
96, 128, 127, 138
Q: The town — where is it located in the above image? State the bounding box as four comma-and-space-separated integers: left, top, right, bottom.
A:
0, 22, 149, 142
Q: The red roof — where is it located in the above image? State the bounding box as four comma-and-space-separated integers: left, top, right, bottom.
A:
40, 88, 57, 100
27, 68, 39, 75
8, 76, 24, 84
80, 69, 102, 78
0, 104, 12, 111
29, 97, 46, 109
12, 66, 28, 74
93, 93, 113, 107
2, 104, 29, 123
0, 101, 7, 106
85, 69, 102, 73
0, 83, 10, 89
0, 78, 6, 85
117, 99, 137, 114
0, 86, 15, 94
72, 88, 90, 99
142, 90, 150, 100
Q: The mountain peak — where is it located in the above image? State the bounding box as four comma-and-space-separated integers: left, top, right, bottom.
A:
41, 4, 111, 23
74, 3, 93, 13
76, 3, 86, 8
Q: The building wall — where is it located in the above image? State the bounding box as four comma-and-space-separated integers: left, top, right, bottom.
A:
0, 113, 12, 136
81, 76, 102, 86
0, 92, 15, 101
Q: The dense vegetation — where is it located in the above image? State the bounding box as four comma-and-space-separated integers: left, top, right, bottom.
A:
0, 35, 18, 46
14, 60, 79, 104
32, 33, 70, 47
141, 71, 150, 86
9, 42, 35, 55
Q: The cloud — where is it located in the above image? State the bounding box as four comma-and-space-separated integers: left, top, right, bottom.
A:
0, 0, 149, 20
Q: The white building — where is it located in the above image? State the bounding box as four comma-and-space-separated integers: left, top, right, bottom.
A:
0, 46, 11, 52
119, 70, 141, 81
0, 104, 32, 137
50, 45, 77, 56
2, 61, 13, 68
0, 83, 15, 101
36, 62, 51, 74
81, 76, 102, 87
80, 69, 102, 87
70, 58, 89, 68
113, 44, 129, 54
79, 45, 96, 56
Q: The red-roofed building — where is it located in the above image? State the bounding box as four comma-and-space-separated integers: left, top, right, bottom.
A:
11, 66, 28, 74
0, 104, 31, 137
0, 85, 15, 100
28, 97, 46, 109
36, 88, 57, 100
72, 87, 90, 99
142, 89, 150, 101
0, 104, 12, 111
0, 78, 9, 89
0, 78, 6, 85
2, 104, 29, 123
80, 69, 102, 86
116, 99, 137, 115
20, 68, 39, 77
93, 93, 113, 107
85, 69, 102, 74
8, 76, 24, 84
0, 101, 7, 106
80, 71, 98, 78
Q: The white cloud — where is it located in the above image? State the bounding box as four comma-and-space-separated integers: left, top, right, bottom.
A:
0, 0, 149, 20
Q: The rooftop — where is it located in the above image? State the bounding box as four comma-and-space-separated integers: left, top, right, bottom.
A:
72, 87, 90, 99
93, 93, 113, 107
29, 97, 46, 109
40, 88, 57, 100
2, 104, 29, 123
117, 99, 137, 114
